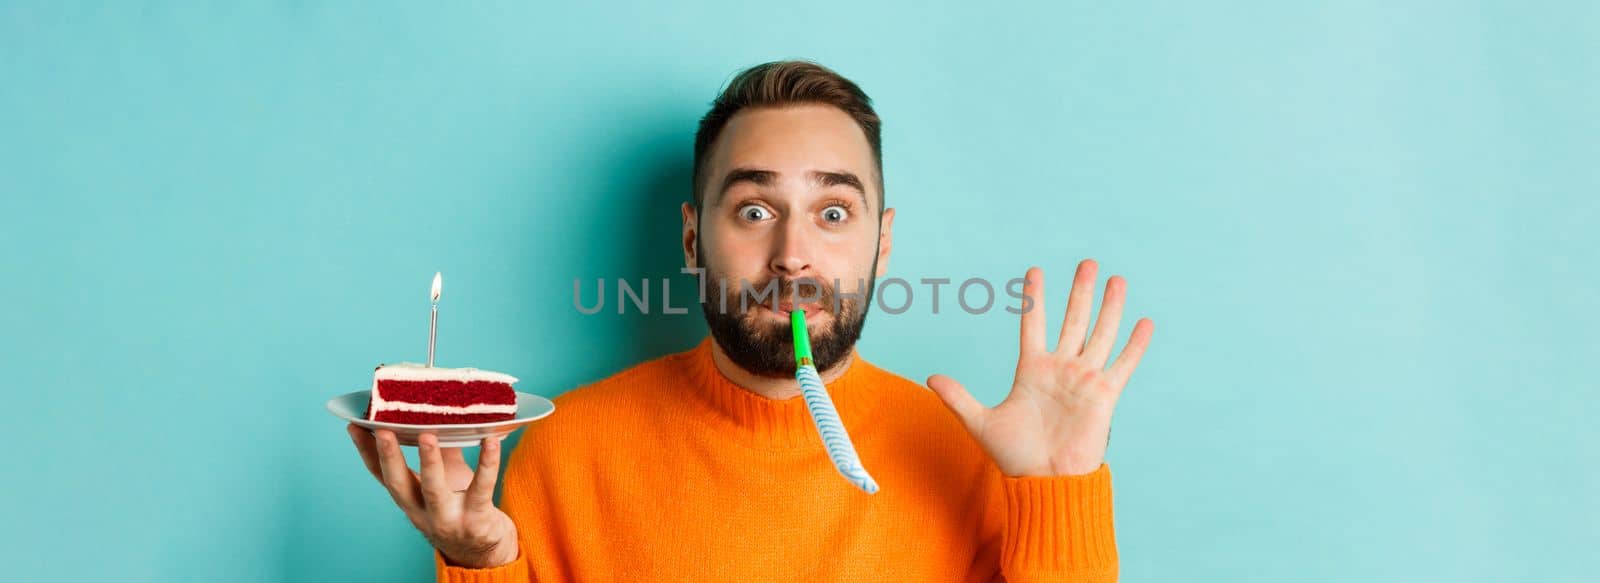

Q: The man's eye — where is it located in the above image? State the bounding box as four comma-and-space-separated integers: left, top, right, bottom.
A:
738, 205, 771, 222
821, 205, 850, 224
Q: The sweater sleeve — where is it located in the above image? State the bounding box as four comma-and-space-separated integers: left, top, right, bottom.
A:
995, 462, 1119, 582
434, 547, 532, 583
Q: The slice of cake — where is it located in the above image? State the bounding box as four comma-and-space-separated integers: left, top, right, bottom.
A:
365, 363, 519, 425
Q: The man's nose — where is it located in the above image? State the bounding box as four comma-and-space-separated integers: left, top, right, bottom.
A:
769, 216, 814, 277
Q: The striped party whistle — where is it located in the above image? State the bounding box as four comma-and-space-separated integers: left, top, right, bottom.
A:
792, 309, 879, 494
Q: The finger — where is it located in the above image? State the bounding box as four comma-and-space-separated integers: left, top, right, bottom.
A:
347, 424, 383, 482
374, 429, 423, 513
417, 433, 457, 519
464, 435, 503, 510
1107, 318, 1155, 387
1019, 267, 1047, 355
1081, 275, 1126, 367
441, 446, 468, 470
1057, 259, 1099, 356
439, 445, 475, 492
926, 374, 987, 437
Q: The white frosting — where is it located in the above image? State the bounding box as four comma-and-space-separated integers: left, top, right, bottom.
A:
373, 362, 518, 384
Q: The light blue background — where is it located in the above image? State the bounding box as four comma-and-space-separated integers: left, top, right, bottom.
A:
3, 2, 1596, 581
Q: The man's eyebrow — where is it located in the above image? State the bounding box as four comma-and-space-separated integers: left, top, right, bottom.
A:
718, 168, 777, 202
811, 170, 870, 211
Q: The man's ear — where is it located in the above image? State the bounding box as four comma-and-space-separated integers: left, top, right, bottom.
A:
874, 208, 895, 278
681, 202, 699, 270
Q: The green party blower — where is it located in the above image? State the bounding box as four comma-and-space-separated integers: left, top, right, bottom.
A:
791, 309, 879, 494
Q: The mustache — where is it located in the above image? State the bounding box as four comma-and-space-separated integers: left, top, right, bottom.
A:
709, 275, 836, 314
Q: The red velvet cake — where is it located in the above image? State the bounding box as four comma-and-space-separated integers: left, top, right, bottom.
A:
364, 363, 519, 425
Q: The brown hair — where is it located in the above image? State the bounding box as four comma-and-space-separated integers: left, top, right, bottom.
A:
692, 60, 883, 212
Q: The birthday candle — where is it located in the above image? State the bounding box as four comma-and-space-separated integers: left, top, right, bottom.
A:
428, 272, 441, 367
791, 309, 879, 494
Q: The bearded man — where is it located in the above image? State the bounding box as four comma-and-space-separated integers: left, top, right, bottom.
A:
348, 60, 1155, 583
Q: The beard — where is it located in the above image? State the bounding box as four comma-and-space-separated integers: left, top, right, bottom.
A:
697, 243, 877, 378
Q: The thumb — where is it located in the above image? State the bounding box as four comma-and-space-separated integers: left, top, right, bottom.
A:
926, 374, 986, 436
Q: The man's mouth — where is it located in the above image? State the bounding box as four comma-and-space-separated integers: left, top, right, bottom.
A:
757, 301, 824, 320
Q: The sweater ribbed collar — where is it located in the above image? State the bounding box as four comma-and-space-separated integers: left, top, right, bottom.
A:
678, 335, 882, 450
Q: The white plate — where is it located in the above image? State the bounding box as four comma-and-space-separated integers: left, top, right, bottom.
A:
327, 390, 556, 448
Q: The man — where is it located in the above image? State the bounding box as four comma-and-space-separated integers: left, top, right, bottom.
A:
348, 60, 1154, 582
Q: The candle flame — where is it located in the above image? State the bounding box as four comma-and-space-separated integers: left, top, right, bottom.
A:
431, 272, 442, 303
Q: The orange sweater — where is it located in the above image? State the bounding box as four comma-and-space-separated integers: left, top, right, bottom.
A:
435, 336, 1119, 582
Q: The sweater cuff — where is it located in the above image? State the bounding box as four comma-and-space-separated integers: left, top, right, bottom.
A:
434, 546, 530, 583
999, 462, 1118, 578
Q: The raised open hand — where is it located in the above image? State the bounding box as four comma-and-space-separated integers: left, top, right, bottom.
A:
928, 259, 1154, 476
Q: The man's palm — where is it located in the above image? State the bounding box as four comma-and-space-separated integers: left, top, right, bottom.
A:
929, 259, 1153, 477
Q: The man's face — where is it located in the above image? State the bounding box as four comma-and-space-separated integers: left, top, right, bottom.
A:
683, 104, 895, 377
